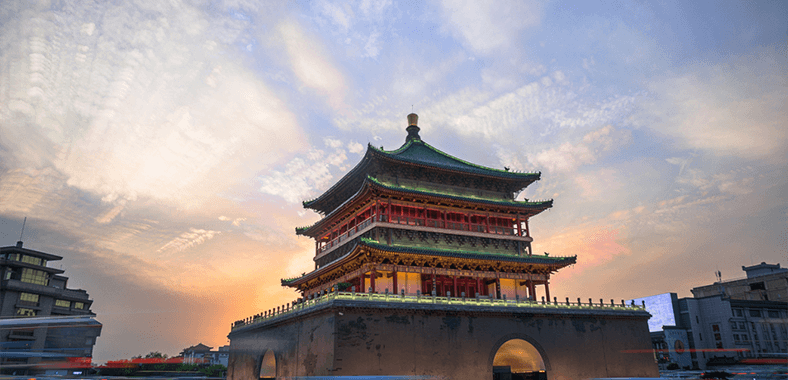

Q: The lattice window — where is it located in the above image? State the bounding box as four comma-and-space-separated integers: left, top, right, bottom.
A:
20, 268, 48, 286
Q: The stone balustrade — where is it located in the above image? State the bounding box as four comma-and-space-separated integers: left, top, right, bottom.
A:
231, 290, 647, 331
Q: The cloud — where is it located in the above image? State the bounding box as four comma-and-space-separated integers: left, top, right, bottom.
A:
347, 141, 364, 154
540, 224, 630, 270
313, 0, 353, 32
276, 19, 348, 110
0, 1, 306, 211
439, 0, 541, 55
157, 228, 221, 253
425, 75, 637, 142
634, 49, 788, 159
529, 125, 632, 173
258, 142, 354, 204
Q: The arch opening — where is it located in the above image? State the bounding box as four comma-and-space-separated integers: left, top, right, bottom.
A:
492, 339, 547, 380
259, 349, 275, 379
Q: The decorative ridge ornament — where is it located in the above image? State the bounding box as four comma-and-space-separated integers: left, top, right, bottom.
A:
406, 113, 420, 142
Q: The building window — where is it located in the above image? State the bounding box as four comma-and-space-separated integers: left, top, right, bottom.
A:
750, 309, 762, 318
20, 255, 42, 266
733, 308, 743, 317
20, 268, 48, 286
696, 316, 699, 324
767, 310, 780, 318
739, 322, 746, 330
731, 321, 738, 330
749, 282, 765, 291
19, 292, 39, 306
55, 299, 70, 308
8, 253, 20, 261
734, 334, 740, 341
74, 302, 84, 309
16, 308, 37, 317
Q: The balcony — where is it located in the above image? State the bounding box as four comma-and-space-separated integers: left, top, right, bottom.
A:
316, 214, 530, 258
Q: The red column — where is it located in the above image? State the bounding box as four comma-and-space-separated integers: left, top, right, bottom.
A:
516, 215, 522, 236
393, 270, 398, 294
370, 268, 376, 293
525, 219, 530, 237
529, 281, 536, 300
476, 277, 481, 296
453, 276, 458, 297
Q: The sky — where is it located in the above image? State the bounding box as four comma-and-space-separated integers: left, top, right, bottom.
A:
0, 0, 786, 363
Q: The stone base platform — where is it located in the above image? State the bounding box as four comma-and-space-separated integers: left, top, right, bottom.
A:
227, 294, 659, 380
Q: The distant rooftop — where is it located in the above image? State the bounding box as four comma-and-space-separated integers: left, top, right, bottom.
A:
1, 241, 63, 261
742, 262, 787, 278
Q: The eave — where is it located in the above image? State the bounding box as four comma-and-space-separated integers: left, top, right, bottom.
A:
281, 238, 576, 288
303, 140, 543, 215
295, 175, 552, 238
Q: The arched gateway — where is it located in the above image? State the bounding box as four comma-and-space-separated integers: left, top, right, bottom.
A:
259, 349, 275, 378
492, 337, 548, 380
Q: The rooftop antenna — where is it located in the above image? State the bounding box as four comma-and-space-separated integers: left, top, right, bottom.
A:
20, 217, 27, 240
17, 217, 26, 248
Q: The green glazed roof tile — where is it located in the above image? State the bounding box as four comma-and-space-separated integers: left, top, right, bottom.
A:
359, 237, 576, 265
370, 140, 540, 179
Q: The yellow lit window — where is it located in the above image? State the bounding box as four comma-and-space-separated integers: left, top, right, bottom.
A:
20, 268, 48, 286
55, 299, 71, 308
74, 302, 84, 309
20, 255, 42, 266
16, 308, 37, 317
19, 293, 39, 304
8, 254, 19, 261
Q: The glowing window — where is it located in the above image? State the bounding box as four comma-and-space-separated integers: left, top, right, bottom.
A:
55, 299, 71, 308
20, 268, 48, 285
19, 292, 39, 304
20, 255, 42, 266
16, 308, 37, 317
74, 302, 84, 309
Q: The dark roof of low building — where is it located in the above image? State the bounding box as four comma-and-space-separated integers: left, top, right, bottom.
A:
0, 243, 64, 261
182, 343, 213, 353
